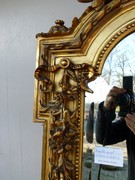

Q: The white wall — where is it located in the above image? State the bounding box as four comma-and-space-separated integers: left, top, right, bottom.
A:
0, 1, 88, 179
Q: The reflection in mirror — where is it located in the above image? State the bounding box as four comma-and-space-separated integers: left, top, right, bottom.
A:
82, 32, 135, 180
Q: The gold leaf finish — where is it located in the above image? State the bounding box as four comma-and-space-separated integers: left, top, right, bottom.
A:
33, 0, 135, 179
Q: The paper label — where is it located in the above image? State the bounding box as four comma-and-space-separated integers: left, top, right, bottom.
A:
94, 146, 123, 167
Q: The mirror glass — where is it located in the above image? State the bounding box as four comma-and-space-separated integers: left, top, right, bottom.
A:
82, 32, 135, 180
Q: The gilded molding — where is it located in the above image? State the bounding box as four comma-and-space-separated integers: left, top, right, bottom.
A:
35, 57, 95, 114
35, 57, 95, 179
95, 22, 135, 72
33, 0, 135, 179
36, 0, 130, 38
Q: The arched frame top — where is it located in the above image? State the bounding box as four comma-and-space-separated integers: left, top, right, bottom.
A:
88, 6, 135, 73
33, 1, 135, 179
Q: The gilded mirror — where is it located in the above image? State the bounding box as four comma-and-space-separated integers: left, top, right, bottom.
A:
33, 0, 135, 179
83, 32, 135, 179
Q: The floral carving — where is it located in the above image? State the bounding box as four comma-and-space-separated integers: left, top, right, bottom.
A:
34, 57, 95, 179
34, 0, 135, 179
49, 110, 79, 180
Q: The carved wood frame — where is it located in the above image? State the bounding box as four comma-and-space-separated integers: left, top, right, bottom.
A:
33, 0, 135, 179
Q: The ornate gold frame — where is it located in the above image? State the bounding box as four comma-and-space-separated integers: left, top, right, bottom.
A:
33, 0, 135, 179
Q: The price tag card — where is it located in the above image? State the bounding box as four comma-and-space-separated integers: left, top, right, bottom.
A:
94, 146, 124, 167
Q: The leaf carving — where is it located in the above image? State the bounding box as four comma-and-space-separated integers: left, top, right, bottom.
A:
64, 158, 74, 171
